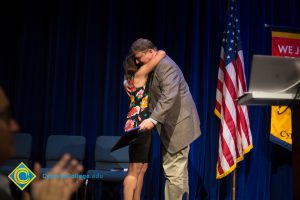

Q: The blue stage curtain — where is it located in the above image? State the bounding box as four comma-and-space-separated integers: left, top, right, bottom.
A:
0, 0, 299, 199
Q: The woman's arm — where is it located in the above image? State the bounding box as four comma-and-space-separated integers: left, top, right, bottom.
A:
123, 75, 131, 96
134, 50, 166, 78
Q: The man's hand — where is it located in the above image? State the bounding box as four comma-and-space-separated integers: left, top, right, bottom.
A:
139, 118, 155, 132
31, 154, 84, 200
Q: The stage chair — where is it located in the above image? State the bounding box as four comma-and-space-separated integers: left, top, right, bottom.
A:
84, 136, 129, 200
41, 134, 86, 200
0, 133, 32, 175
42, 135, 86, 173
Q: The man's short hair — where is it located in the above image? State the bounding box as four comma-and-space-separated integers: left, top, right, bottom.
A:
130, 38, 157, 53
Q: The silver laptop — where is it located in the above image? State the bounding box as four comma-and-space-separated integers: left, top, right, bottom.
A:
238, 55, 300, 105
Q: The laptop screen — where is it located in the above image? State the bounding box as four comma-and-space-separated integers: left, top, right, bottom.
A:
248, 55, 300, 93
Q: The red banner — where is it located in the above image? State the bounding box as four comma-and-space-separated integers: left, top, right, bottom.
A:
272, 31, 300, 57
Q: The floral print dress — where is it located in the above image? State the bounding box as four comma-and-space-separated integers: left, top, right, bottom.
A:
124, 77, 150, 132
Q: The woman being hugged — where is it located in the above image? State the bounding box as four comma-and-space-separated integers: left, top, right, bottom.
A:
123, 50, 166, 200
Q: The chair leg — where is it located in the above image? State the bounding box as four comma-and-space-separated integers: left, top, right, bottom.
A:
92, 180, 103, 200
96, 181, 103, 200
84, 179, 89, 200
100, 181, 103, 200
84, 179, 103, 200
93, 180, 96, 200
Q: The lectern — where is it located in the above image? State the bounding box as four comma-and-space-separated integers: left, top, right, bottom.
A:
238, 55, 300, 200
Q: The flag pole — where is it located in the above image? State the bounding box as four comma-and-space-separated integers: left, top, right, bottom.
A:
232, 170, 236, 200
231, 0, 236, 197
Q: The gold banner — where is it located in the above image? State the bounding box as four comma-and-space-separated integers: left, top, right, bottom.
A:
270, 106, 292, 146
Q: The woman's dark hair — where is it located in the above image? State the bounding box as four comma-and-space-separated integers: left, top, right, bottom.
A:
123, 54, 137, 80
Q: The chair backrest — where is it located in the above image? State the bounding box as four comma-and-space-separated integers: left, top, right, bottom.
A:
3, 133, 32, 166
95, 136, 129, 170
45, 135, 86, 167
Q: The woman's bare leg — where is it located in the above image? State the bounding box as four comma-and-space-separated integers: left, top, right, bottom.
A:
133, 163, 148, 200
123, 163, 143, 200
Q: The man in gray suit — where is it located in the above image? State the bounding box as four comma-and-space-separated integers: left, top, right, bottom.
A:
130, 38, 201, 200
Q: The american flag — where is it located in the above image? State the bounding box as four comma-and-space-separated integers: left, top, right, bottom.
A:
215, 0, 253, 179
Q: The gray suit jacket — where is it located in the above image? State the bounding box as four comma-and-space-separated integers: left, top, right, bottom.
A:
148, 56, 201, 153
